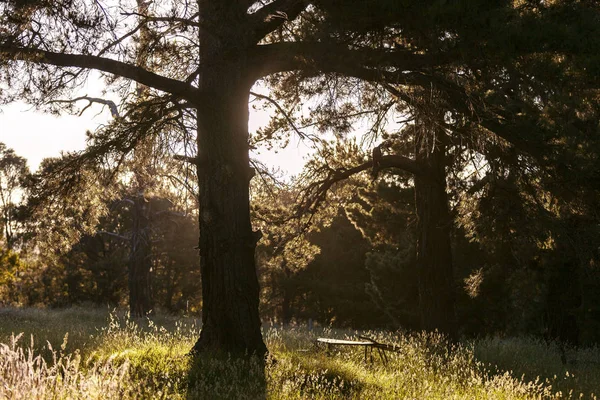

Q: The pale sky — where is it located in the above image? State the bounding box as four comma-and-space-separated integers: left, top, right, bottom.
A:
0, 102, 97, 170
0, 100, 311, 176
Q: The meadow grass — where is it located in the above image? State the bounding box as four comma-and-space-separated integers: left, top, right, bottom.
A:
0, 307, 598, 399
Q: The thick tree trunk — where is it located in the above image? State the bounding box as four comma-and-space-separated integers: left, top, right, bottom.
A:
414, 129, 458, 340
129, 194, 153, 317
187, 1, 267, 358
191, 85, 266, 356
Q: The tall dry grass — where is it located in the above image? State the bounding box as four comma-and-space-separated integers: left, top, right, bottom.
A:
0, 307, 598, 399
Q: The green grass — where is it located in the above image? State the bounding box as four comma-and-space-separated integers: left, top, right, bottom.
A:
0, 307, 598, 399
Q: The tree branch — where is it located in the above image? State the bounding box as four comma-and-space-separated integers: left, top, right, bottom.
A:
120, 11, 202, 28
250, 90, 311, 141
98, 230, 130, 242
467, 174, 492, 195
383, 77, 551, 162
160, 173, 199, 200
297, 152, 436, 218
49, 95, 120, 117
174, 154, 200, 165
247, 0, 310, 43
249, 41, 452, 79
0, 46, 200, 102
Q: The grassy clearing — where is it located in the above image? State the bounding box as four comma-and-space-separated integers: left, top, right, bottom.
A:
0, 307, 598, 399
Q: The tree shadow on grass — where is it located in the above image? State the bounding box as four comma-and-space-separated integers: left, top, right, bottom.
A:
186, 352, 267, 400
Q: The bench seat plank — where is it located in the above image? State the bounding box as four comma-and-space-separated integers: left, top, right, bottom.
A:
316, 338, 374, 346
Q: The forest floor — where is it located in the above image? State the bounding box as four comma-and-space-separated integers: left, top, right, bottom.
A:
0, 307, 598, 399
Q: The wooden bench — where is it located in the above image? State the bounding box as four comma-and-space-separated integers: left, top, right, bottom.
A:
316, 336, 398, 364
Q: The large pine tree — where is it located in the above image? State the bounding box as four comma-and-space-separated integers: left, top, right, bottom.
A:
2, 0, 599, 355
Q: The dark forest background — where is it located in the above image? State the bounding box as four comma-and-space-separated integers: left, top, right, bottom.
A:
1, 139, 598, 346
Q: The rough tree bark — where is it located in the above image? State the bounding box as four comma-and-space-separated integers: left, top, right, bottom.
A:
414, 128, 458, 340
192, 89, 266, 356
191, 2, 266, 356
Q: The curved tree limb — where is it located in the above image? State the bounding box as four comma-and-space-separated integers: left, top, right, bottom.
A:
247, 0, 310, 43
297, 151, 437, 219
49, 95, 120, 117
249, 41, 454, 79
0, 45, 200, 102
98, 230, 130, 241
250, 90, 313, 142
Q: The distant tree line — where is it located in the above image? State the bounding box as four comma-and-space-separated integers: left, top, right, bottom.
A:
0, 145, 201, 314
254, 165, 600, 347
0, 130, 599, 348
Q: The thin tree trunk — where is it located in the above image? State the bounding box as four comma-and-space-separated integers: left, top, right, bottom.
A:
281, 263, 293, 326
129, 194, 153, 317
414, 128, 458, 340
3, 209, 12, 250
127, 0, 153, 318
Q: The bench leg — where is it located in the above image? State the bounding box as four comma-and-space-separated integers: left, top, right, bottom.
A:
377, 347, 388, 365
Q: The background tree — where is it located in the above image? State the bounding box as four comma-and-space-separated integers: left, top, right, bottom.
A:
346, 179, 420, 330
251, 173, 320, 326
0, 245, 25, 304
15, 163, 201, 311
99, 193, 195, 316
0, 143, 29, 250
266, 1, 600, 340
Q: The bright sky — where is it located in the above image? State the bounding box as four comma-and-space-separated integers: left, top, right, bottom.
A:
0, 102, 96, 170
0, 67, 314, 175
0, 99, 311, 177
